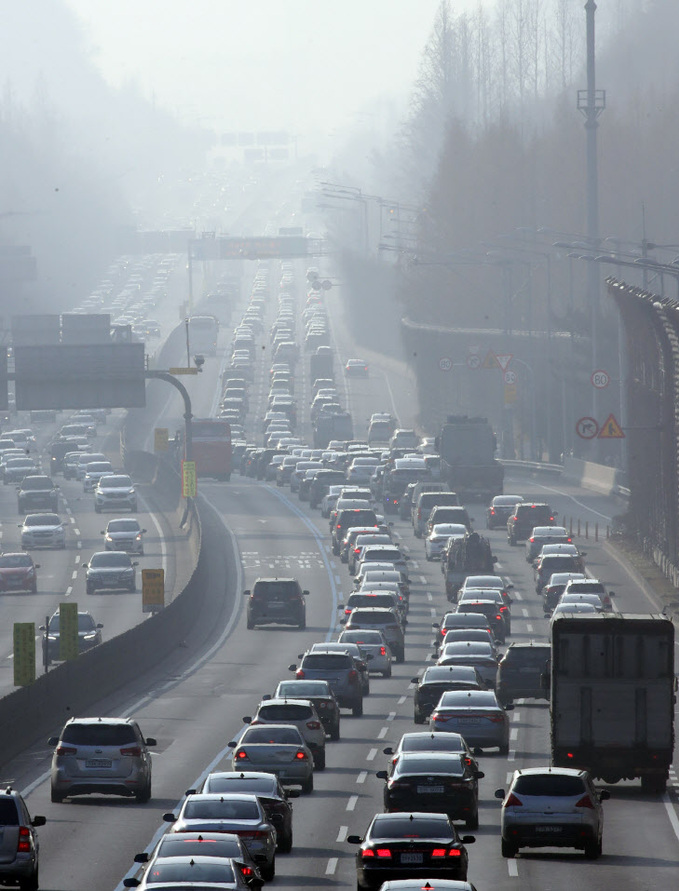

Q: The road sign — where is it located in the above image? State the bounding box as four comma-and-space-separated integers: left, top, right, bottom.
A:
496, 353, 513, 372
466, 354, 481, 370
439, 357, 453, 372
154, 428, 169, 452
504, 383, 517, 404
598, 413, 625, 439
142, 569, 165, 613
182, 460, 197, 497
321, 279, 333, 291
503, 370, 517, 385
59, 602, 79, 662
13, 623, 35, 686
311, 279, 322, 290
591, 370, 610, 389
169, 366, 199, 375
481, 349, 500, 370
576, 416, 599, 439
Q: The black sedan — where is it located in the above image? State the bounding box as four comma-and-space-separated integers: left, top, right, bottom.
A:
377, 753, 484, 829
485, 494, 524, 529
411, 666, 485, 724
348, 812, 475, 889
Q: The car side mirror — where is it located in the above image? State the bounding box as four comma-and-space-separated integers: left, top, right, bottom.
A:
31, 816, 46, 827
185, 788, 197, 796
494, 789, 505, 799
410, 677, 419, 684
34, 564, 40, 569
145, 737, 157, 746
100, 531, 105, 535
243, 716, 252, 724
134, 853, 149, 863
580, 551, 588, 556
227, 741, 237, 748
97, 623, 103, 629
346, 835, 363, 845
39, 625, 46, 632
162, 813, 176, 822
132, 562, 139, 567
492, 556, 498, 563
383, 747, 394, 755
461, 835, 476, 844
504, 703, 515, 711
288, 664, 297, 672
609, 590, 616, 597
376, 770, 388, 780
340, 618, 346, 625
286, 789, 301, 799
599, 789, 611, 800
123, 881, 140, 888
142, 529, 147, 533
432, 622, 439, 630
302, 589, 309, 596
262, 694, 271, 701
474, 771, 485, 780
337, 603, 345, 610
48, 737, 58, 746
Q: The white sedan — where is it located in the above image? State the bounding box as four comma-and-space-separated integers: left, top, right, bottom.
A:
425, 523, 467, 561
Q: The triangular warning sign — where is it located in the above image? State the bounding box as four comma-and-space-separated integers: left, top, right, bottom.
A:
481, 349, 500, 370
496, 353, 513, 372
597, 413, 625, 439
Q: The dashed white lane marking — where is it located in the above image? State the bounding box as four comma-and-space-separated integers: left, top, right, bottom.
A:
426, 592, 433, 601
514, 592, 523, 601
346, 795, 358, 811
357, 771, 367, 784
418, 667, 425, 675
367, 748, 377, 761
430, 607, 437, 617
76, 541, 82, 549
508, 860, 519, 877
419, 575, 427, 584
74, 555, 80, 564
387, 711, 396, 721
65, 586, 72, 597
398, 695, 407, 705
74, 528, 80, 536
326, 858, 338, 875
410, 560, 419, 569
378, 727, 388, 739
508, 750, 516, 762
336, 826, 348, 843
71, 570, 77, 580
526, 623, 534, 632
334, 574, 342, 584
510, 728, 519, 741
521, 608, 529, 617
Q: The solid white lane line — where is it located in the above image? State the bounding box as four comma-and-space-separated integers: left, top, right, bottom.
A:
663, 793, 679, 845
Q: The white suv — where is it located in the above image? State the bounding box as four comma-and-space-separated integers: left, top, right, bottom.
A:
94, 474, 137, 513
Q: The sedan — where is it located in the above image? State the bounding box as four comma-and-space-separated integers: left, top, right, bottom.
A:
0, 552, 39, 593
435, 641, 500, 688
412, 665, 485, 724
430, 690, 512, 753
41, 610, 103, 660
383, 732, 478, 772
228, 724, 314, 793
377, 753, 484, 829
102, 518, 146, 555
163, 793, 276, 881
83, 461, 114, 492
20, 513, 66, 549
345, 358, 369, 377
200, 771, 297, 853
83, 551, 138, 594
425, 524, 467, 561
3, 457, 37, 485
486, 494, 524, 529
348, 812, 475, 889
123, 854, 253, 890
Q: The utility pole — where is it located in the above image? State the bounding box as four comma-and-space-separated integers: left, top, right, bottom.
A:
577, 0, 606, 444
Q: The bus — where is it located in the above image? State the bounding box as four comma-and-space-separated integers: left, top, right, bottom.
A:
188, 315, 219, 357
192, 418, 231, 480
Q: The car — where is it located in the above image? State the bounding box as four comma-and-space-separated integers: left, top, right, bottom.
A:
383, 732, 479, 772
124, 853, 253, 890
0, 785, 45, 891
435, 641, 500, 688
549, 602, 599, 625
244, 577, 308, 629
332, 507, 379, 554
534, 542, 586, 573
102, 517, 146, 555
542, 571, 587, 613
343, 606, 405, 663
562, 578, 615, 610
495, 767, 609, 858
412, 665, 486, 724
16, 475, 59, 513
48, 716, 155, 802
228, 724, 314, 794
345, 358, 369, 376
429, 689, 512, 752
75, 451, 108, 480
310, 642, 371, 695
0, 552, 39, 593
133, 834, 263, 888
272, 679, 341, 740
19, 512, 66, 549
243, 698, 326, 769
290, 649, 364, 715
433, 612, 494, 652
535, 553, 586, 593
377, 752, 484, 828
425, 524, 467, 561
507, 502, 556, 544
356, 546, 409, 580
199, 772, 296, 853
163, 793, 277, 880
3, 457, 38, 485
94, 474, 137, 512
452, 599, 507, 644
83, 550, 138, 594
495, 642, 551, 706
338, 627, 393, 678
41, 610, 103, 660
347, 812, 475, 888
457, 587, 511, 632
525, 525, 572, 562
458, 574, 514, 604
439, 628, 499, 655
486, 494, 524, 529
340, 591, 404, 627
83, 461, 114, 492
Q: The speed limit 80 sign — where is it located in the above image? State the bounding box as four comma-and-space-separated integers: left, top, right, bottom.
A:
591, 370, 610, 389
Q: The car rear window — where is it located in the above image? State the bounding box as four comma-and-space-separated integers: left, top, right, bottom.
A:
338, 509, 377, 527
504, 647, 550, 666
61, 723, 136, 745
259, 704, 312, 721
184, 799, 259, 820
301, 653, 352, 670
371, 815, 451, 839
253, 581, 299, 600
205, 776, 274, 795
158, 836, 240, 858
349, 610, 397, 625
0, 799, 18, 825
148, 861, 235, 883
395, 756, 465, 776
513, 774, 586, 796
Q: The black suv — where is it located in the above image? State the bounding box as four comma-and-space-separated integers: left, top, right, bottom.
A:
507, 502, 556, 545
17, 475, 59, 514
0, 786, 46, 890
245, 577, 308, 629
496, 642, 551, 706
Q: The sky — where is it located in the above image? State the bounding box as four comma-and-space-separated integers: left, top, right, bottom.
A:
64, 0, 493, 140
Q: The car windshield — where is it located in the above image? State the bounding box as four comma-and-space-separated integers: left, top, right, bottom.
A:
24, 514, 60, 526
371, 815, 452, 839
394, 756, 465, 776
438, 691, 499, 707
513, 774, 586, 796
107, 520, 140, 533
0, 554, 32, 568
242, 726, 302, 745
89, 553, 131, 567
48, 613, 96, 632
99, 476, 132, 488
61, 723, 136, 745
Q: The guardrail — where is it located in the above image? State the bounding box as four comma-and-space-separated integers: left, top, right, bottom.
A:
501, 456, 630, 502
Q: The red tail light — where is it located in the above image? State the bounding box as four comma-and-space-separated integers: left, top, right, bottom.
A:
504, 792, 522, 807
496, 614, 503, 621
295, 750, 308, 760
56, 746, 77, 756
440, 628, 446, 636
238, 830, 269, 838
306, 721, 321, 730
296, 669, 305, 679
120, 746, 142, 756
447, 848, 462, 857
489, 715, 506, 723
490, 508, 496, 515
376, 848, 392, 858
236, 750, 249, 760
575, 795, 595, 809
361, 850, 375, 858
241, 867, 253, 877
499, 605, 508, 613
345, 608, 351, 615
17, 827, 31, 853
431, 848, 447, 858
380, 646, 387, 656
431, 713, 448, 722
529, 537, 534, 542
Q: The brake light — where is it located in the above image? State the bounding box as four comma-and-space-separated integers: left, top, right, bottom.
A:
241, 867, 253, 877
376, 848, 392, 858
504, 792, 522, 807
575, 795, 595, 809
295, 750, 309, 760
431, 713, 448, 722
236, 750, 249, 760
238, 830, 269, 839
496, 614, 503, 621
120, 746, 142, 756
56, 745, 77, 756
296, 670, 305, 679
529, 537, 534, 542
440, 628, 446, 636
348, 670, 358, 682
361, 850, 375, 858
447, 848, 462, 857
17, 827, 31, 853
489, 715, 506, 723
306, 721, 321, 730
431, 848, 447, 858
354, 547, 361, 554
380, 646, 387, 656
345, 608, 351, 615
490, 509, 495, 515
499, 605, 508, 613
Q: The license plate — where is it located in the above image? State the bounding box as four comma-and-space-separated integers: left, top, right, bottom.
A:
85, 759, 112, 768
535, 825, 563, 833
456, 717, 480, 724
400, 853, 423, 864
417, 785, 444, 794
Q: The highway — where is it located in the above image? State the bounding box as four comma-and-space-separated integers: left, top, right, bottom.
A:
1, 239, 677, 891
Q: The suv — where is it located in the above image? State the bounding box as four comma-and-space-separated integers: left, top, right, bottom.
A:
290, 649, 363, 716
507, 502, 556, 545
245, 698, 327, 769
245, 577, 308, 629
16, 475, 59, 514
272, 679, 341, 740
495, 767, 609, 859
496, 642, 551, 706
562, 578, 615, 610
343, 606, 405, 663
332, 508, 378, 554
0, 786, 45, 890
413, 490, 459, 537
94, 474, 137, 513
48, 717, 156, 802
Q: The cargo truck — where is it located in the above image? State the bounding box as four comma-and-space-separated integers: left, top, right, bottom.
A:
436, 416, 503, 503
550, 613, 675, 792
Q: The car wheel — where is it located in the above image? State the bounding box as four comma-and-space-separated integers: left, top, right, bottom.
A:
314, 748, 326, 771
30, 582, 37, 594
19, 869, 39, 891
466, 810, 479, 830
261, 858, 276, 881
135, 782, 151, 804
278, 830, 293, 854
128, 584, 136, 592
94, 505, 101, 513
413, 711, 425, 725
330, 721, 340, 741
299, 619, 306, 630
499, 743, 510, 755
246, 615, 255, 630
382, 667, 392, 679
584, 838, 601, 860
501, 839, 517, 858
86, 583, 95, 595
352, 699, 363, 717
395, 648, 405, 663
50, 787, 64, 804
138, 548, 144, 556
301, 775, 313, 794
